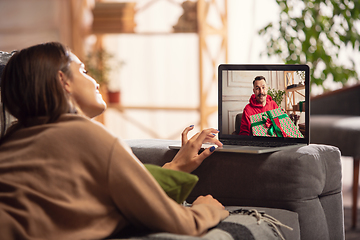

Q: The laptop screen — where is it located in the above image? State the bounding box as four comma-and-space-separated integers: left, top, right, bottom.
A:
218, 64, 310, 145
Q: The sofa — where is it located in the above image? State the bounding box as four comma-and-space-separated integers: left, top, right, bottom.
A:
310, 84, 360, 228
126, 139, 344, 240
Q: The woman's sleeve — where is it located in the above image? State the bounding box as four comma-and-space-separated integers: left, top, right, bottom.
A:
107, 139, 228, 236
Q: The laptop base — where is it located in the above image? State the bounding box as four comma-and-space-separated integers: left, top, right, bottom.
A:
169, 143, 306, 154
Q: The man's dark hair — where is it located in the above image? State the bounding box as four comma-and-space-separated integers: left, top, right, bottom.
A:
253, 76, 266, 85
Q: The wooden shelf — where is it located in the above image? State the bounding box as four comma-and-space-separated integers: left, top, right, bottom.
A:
285, 85, 305, 92
93, 0, 228, 133
284, 71, 306, 114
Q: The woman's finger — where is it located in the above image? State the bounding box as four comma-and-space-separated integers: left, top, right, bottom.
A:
181, 125, 195, 146
193, 128, 220, 146
189, 144, 217, 169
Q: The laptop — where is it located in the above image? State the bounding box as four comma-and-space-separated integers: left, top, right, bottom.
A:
170, 64, 310, 154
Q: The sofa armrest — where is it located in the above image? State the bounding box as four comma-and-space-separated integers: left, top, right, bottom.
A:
125, 139, 344, 240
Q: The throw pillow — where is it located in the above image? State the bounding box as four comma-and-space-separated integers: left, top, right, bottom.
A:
144, 164, 198, 204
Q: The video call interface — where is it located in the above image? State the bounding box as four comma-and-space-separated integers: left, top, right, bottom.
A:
219, 69, 308, 139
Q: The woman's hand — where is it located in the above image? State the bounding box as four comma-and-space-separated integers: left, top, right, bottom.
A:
192, 194, 226, 210
162, 126, 222, 173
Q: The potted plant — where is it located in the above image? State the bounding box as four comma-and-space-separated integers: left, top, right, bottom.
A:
106, 59, 125, 104
267, 88, 285, 107
84, 49, 124, 104
84, 49, 112, 87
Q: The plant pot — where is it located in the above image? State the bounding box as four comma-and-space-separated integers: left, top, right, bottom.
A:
107, 91, 121, 104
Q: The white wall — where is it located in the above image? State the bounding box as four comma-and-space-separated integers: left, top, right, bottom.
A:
227, 0, 280, 64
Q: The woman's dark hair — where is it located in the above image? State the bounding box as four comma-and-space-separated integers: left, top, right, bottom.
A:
1, 42, 74, 135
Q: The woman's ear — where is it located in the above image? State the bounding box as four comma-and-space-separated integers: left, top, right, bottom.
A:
58, 70, 71, 93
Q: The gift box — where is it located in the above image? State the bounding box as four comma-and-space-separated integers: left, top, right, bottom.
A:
250, 108, 303, 138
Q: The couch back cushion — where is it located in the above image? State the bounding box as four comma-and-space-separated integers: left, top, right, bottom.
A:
310, 84, 360, 115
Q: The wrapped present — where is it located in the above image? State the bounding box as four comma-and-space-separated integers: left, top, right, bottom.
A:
250, 108, 304, 138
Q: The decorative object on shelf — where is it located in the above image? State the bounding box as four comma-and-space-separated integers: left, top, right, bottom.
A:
286, 84, 299, 90
250, 108, 303, 138
267, 88, 285, 107
107, 91, 121, 104
298, 101, 305, 112
173, 0, 198, 32
292, 101, 305, 112
106, 59, 125, 105
289, 113, 300, 126
283, 71, 306, 115
92, 2, 136, 33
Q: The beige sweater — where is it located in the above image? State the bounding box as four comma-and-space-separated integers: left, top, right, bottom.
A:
0, 114, 228, 240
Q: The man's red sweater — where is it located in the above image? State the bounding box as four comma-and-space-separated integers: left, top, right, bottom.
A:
239, 94, 278, 135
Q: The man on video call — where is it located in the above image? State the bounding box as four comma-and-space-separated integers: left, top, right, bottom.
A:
239, 76, 278, 135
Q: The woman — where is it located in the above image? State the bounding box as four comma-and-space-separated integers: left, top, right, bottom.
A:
0, 42, 228, 239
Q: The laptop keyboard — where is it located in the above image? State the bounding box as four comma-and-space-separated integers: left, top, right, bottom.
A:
222, 139, 296, 148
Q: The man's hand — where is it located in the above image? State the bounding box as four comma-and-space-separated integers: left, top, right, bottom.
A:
162, 126, 222, 173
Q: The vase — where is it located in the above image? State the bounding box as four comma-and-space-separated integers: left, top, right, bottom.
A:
107, 91, 121, 104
